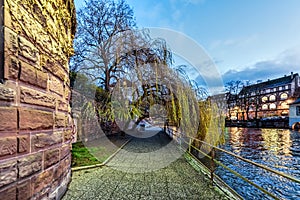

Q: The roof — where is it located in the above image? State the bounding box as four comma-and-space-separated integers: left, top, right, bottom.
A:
209, 93, 227, 98
239, 73, 298, 94
291, 98, 300, 105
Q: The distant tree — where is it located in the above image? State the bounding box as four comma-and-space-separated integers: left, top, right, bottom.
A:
225, 80, 243, 95
225, 80, 244, 119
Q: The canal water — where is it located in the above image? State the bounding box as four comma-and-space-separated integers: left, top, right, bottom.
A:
215, 128, 300, 200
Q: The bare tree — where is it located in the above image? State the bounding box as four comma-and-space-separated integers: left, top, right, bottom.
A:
225, 80, 244, 119
71, 0, 136, 92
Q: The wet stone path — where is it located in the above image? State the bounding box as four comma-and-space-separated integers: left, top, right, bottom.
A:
63, 130, 230, 199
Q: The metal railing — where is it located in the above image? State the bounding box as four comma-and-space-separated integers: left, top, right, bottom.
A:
165, 126, 300, 200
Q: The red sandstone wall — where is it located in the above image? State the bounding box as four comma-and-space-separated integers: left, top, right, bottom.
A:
0, 0, 76, 199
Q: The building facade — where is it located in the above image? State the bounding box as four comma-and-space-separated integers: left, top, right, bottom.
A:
0, 0, 76, 199
289, 98, 300, 129
227, 72, 300, 121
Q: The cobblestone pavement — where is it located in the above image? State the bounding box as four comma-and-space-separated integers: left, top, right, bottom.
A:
63, 130, 230, 200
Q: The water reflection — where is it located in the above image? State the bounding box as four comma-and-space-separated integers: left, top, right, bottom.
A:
216, 128, 300, 200
261, 129, 292, 156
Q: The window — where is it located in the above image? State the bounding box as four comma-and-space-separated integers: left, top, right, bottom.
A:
297, 106, 300, 116
262, 96, 268, 103
269, 95, 276, 101
0, 0, 4, 82
285, 85, 289, 89
262, 104, 268, 110
280, 93, 288, 100
270, 103, 276, 109
279, 86, 282, 90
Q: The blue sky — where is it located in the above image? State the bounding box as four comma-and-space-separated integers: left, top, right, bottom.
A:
74, 0, 300, 91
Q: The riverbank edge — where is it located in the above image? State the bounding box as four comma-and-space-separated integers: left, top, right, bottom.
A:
184, 152, 243, 200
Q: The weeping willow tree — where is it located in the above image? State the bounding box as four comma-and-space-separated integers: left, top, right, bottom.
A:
197, 100, 225, 147
71, 0, 225, 142
161, 67, 225, 158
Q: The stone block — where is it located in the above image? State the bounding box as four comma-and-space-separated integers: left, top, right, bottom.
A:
19, 108, 54, 130
63, 130, 73, 142
0, 84, 16, 102
64, 87, 71, 101
36, 69, 48, 89
56, 171, 70, 199
0, 107, 17, 131
20, 86, 55, 108
17, 180, 31, 200
4, 56, 19, 80
3, 0, 13, 29
0, 136, 17, 158
18, 36, 39, 63
49, 75, 64, 96
20, 61, 48, 89
32, 3, 47, 27
53, 162, 63, 182
4, 27, 18, 55
49, 179, 59, 200
20, 61, 35, 83
44, 148, 60, 169
0, 186, 16, 200
31, 132, 62, 151
0, 159, 17, 187
31, 169, 53, 195
55, 113, 66, 128
48, 64, 67, 82
61, 155, 71, 175
18, 152, 42, 178
57, 98, 69, 112
60, 144, 70, 160
18, 135, 30, 154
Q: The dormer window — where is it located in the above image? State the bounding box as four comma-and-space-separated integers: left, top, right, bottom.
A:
270, 103, 276, 109
280, 93, 288, 100
269, 95, 276, 101
262, 104, 268, 110
262, 96, 268, 103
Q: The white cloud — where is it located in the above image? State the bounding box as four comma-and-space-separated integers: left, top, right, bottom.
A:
221, 46, 300, 84
210, 34, 258, 50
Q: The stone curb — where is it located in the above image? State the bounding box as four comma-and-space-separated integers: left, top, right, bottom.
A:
71, 138, 132, 171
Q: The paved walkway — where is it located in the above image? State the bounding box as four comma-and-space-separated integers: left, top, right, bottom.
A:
63, 129, 230, 199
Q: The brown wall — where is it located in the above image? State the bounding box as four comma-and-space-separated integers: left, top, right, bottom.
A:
0, 0, 76, 199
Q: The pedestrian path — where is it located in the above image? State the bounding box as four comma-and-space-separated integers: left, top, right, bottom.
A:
63, 130, 230, 199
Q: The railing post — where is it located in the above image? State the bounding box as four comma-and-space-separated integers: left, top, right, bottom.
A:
188, 137, 192, 153
210, 147, 215, 185
179, 132, 182, 150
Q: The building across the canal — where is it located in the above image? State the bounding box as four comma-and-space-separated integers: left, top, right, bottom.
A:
230, 72, 300, 121
210, 72, 300, 128
289, 97, 300, 129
